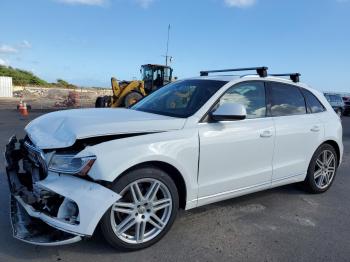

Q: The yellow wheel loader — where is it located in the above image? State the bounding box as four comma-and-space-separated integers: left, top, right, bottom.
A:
95, 64, 173, 108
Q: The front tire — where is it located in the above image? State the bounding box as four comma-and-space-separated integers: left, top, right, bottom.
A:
100, 167, 179, 250
124, 92, 143, 107
304, 144, 338, 193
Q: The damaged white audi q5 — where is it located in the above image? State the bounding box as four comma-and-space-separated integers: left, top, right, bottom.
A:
5, 67, 343, 250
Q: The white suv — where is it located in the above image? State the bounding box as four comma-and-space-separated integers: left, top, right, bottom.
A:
5, 67, 343, 250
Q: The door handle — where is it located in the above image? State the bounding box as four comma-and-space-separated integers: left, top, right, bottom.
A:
311, 126, 320, 132
260, 130, 273, 138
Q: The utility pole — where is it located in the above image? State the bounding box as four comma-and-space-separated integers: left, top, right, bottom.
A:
165, 24, 172, 66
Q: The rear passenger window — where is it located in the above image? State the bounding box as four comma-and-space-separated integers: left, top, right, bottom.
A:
301, 89, 325, 113
270, 83, 306, 116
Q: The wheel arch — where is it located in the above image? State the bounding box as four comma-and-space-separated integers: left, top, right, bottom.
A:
321, 140, 341, 166
113, 161, 187, 209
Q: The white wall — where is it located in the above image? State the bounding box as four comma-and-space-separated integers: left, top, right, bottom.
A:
0, 76, 13, 97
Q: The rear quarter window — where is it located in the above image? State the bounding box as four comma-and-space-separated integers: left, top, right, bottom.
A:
301, 89, 326, 113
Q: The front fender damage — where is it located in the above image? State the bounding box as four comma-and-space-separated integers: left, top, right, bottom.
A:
5, 136, 121, 246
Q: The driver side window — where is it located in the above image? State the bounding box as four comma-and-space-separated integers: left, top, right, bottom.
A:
218, 81, 267, 119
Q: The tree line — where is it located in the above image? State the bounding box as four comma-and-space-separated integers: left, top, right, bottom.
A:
0, 65, 77, 88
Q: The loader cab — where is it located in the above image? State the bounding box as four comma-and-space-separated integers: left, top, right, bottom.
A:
141, 64, 173, 93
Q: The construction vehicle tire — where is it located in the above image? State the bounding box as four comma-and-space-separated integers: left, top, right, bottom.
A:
124, 92, 143, 107
103, 96, 112, 107
95, 96, 105, 108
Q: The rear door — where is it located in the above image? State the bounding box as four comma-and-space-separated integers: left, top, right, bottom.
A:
267, 82, 324, 184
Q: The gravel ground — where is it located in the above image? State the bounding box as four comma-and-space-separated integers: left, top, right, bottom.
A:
0, 109, 349, 262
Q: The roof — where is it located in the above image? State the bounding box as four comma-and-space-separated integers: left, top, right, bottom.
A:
194, 67, 309, 87
189, 75, 241, 82
141, 64, 172, 69
189, 74, 309, 87
185, 74, 320, 96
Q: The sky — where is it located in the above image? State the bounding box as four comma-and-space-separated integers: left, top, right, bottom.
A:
0, 0, 349, 92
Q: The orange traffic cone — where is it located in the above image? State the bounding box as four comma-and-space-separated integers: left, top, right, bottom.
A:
22, 102, 29, 117
17, 100, 23, 111
18, 100, 24, 115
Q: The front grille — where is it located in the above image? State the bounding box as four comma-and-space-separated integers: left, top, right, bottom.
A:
24, 140, 48, 174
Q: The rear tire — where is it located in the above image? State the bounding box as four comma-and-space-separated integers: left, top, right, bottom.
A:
304, 144, 338, 194
95, 96, 104, 108
96, 96, 112, 108
100, 167, 179, 250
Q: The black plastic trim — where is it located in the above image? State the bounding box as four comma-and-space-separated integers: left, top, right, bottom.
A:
270, 73, 301, 83
200, 67, 268, 78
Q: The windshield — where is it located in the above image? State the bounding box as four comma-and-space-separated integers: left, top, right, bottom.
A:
163, 68, 172, 82
132, 79, 227, 118
142, 66, 172, 82
142, 67, 154, 81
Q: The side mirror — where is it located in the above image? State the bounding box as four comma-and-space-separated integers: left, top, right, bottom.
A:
210, 103, 247, 121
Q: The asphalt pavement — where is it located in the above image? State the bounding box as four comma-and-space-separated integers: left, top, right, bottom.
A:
0, 109, 349, 262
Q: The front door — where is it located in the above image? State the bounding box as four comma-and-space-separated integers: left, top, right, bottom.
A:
197, 81, 275, 206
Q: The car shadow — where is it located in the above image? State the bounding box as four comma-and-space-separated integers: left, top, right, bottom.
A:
183, 183, 306, 217
0, 182, 316, 260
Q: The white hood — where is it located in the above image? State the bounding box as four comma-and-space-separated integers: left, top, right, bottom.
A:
25, 108, 186, 149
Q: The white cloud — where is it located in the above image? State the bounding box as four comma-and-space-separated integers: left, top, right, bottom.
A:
136, 0, 154, 8
0, 41, 31, 66
0, 45, 18, 54
224, 0, 256, 8
56, 0, 106, 6
19, 40, 32, 48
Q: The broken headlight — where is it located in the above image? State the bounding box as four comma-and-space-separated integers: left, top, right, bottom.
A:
48, 155, 96, 176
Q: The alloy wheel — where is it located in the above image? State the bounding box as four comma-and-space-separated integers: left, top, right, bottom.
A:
110, 178, 173, 244
314, 150, 336, 190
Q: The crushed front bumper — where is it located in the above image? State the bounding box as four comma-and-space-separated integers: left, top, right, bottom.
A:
5, 136, 121, 246
10, 195, 82, 246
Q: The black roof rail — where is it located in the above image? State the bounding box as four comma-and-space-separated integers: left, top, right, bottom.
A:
270, 73, 301, 83
200, 67, 268, 78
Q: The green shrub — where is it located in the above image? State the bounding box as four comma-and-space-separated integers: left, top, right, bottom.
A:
0, 65, 48, 86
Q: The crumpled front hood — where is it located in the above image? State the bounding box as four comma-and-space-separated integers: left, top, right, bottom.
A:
25, 108, 186, 149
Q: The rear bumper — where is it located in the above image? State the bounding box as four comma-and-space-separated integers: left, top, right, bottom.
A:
5, 136, 121, 246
